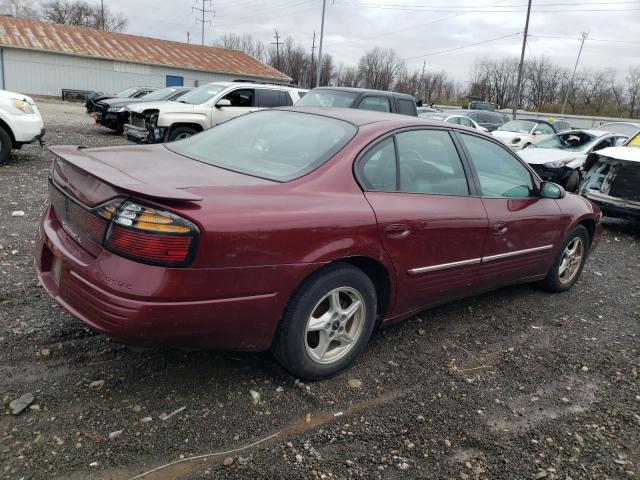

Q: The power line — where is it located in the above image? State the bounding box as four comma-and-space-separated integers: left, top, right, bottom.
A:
404, 32, 522, 60
336, 0, 635, 9
561, 31, 588, 114
192, 0, 215, 46
530, 34, 640, 44
272, 29, 284, 71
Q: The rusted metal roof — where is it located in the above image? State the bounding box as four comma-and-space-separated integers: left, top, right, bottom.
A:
0, 16, 291, 81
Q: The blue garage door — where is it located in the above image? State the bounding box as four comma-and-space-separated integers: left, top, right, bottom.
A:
166, 75, 184, 87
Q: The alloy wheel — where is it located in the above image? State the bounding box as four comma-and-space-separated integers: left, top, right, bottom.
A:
304, 287, 366, 365
558, 237, 584, 285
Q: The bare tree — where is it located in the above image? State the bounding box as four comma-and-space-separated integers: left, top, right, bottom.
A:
357, 47, 405, 90
212, 33, 266, 62
626, 67, 640, 118
41, 0, 127, 32
0, 0, 38, 18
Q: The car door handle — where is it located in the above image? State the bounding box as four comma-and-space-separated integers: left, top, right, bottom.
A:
384, 224, 411, 238
492, 221, 508, 235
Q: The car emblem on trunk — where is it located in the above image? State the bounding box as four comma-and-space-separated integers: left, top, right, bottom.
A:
60, 221, 82, 244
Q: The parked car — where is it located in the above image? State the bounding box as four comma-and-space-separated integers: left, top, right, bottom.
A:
468, 101, 497, 111
549, 119, 572, 132
518, 130, 628, 191
594, 121, 640, 137
0, 89, 45, 164
447, 110, 509, 132
124, 82, 306, 143
295, 87, 418, 116
417, 111, 486, 131
94, 87, 192, 133
36, 107, 601, 379
85, 86, 158, 114
492, 119, 557, 151
579, 131, 640, 219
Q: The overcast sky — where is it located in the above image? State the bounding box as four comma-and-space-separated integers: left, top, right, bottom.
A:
110, 0, 640, 81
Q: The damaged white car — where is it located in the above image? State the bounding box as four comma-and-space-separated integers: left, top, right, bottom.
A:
518, 130, 627, 191
579, 132, 640, 219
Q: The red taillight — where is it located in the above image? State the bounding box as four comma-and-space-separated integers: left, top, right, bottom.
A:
104, 201, 198, 267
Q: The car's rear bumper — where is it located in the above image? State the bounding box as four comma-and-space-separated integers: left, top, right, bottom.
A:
35, 206, 321, 351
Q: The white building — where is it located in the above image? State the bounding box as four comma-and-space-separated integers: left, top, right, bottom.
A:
0, 16, 291, 97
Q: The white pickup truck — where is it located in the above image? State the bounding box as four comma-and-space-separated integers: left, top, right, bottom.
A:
124, 82, 306, 143
0, 89, 45, 163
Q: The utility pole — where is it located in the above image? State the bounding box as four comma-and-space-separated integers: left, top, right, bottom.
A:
512, 0, 532, 120
316, 0, 327, 87
561, 32, 588, 115
272, 29, 283, 71
421, 59, 427, 105
187, 32, 190, 44
309, 31, 316, 88
100, 0, 104, 30
192, 0, 214, 46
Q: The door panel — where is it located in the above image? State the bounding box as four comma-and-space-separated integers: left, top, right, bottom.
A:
479, 198, 561, 287
366, 192, 488, 315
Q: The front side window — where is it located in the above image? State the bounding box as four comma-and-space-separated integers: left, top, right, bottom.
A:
358, 96, 391, 113
178, 83, 227, 105
460, 133, 534, 198
534, 123, 554, 135
167, 110, 357, 182
396, 130, 469, 196
223, 89, 255, 107
359, 137, 397, 192
446, 117, 461, 125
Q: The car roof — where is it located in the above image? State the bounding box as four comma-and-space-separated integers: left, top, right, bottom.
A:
206, 81, 299, 90
310, 86, 415, 99
276, 107, 488, 132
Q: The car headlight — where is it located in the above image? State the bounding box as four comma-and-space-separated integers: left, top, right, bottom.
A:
511, 137, 521, 144
544, 158, 573, 169
11, 98, 35, 114
108, 106, 127, 113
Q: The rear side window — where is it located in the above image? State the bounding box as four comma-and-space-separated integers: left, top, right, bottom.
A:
479, 113, 497, 124
447, 117, 461, 125
460, 133, 534, 198
459, 117, 475, 128
397, 99, 416, 116
358, 96, 391, 113
359, 137, 397, 192
257, 89, 291, 108
396, 130, 469, 196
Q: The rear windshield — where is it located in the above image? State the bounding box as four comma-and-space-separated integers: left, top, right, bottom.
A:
498, 120, 535, 133
177, 83, 227, 105
296, 89, 358, 108
166, 110, 357, 181
115, 87, 139, 97
418, 113, 447, 121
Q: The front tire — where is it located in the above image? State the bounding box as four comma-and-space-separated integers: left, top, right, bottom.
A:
0, 127, 12, 164
167, 125, 198, 142
540, 225, 589, 292
272, 264, 377, 380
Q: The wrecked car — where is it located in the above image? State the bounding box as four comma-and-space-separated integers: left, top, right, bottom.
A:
579, 132, 640, 219
85, 86, 158, 114
124, 82, 306, 143
93, 87, 192, 133
518, 130, 627, 191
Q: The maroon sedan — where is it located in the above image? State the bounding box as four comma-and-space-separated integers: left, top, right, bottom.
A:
36, 108, 601, 379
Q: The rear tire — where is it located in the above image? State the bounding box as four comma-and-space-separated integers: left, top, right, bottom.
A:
0, 127, 12, 165
167, 125, 198, 142
272, 264, 377, 380
540, 225, 589, 292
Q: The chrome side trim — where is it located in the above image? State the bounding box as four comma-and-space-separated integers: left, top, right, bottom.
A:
407, 245, 554, 275
481, 244, 553, 263
408, 257, 482, 275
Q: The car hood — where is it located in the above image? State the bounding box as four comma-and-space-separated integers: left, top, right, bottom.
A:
518, 148, 583, 165
49, 144, 272, 204
127, 101, 196, 113
100, 97, 154, 108
593, 146, 640, 164
0, 89, 36, 104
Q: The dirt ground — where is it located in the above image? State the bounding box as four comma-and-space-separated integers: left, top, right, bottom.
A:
1, 99, 639, 480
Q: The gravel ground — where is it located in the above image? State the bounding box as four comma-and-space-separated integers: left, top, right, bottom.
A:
1, 99, 639, 480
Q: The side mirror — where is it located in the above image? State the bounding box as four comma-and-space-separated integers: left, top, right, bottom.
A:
215, 99, 231, 108
540, 181, 566, 199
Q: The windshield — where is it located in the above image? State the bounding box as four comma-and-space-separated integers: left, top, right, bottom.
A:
139, 88, 183, 101
115, 87, 139, 97
177, 83, 227, 105
627, 132, 640, 148
418, 113, 447, 121
296, 89, 358, 108
498, 120, 535, 133
534, 132, 597, 151
167, 110, 357, 181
